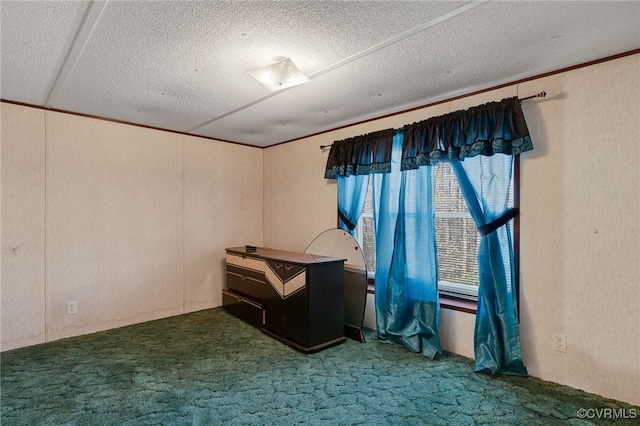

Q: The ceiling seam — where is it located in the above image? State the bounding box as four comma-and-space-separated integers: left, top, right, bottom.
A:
306, 0, 488, 81
44, 0, 108, 108
184, 90, 283, 133
184, 0, 488, 134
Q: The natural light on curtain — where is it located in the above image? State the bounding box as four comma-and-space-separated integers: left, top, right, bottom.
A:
372, 133, 441, 358
337, 174, 370, 234
330, 129, 393, 234
452, 156, 527, 375
400, 97, 531, 375
326, 97, 532, 373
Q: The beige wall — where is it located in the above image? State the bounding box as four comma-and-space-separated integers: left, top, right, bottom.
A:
1, 105, 47, 348
183, 135, 263, 311
263, 54, 639, 406
1, 54, 638, 406
1, 105, 263, 350
518, 55, 639, 407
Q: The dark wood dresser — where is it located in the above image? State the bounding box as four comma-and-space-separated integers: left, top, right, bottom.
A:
223, 246, 346, 353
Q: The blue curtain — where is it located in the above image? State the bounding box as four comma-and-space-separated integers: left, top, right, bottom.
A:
451, 155, 527, 376
325, 97, 531, 371
373, 133, 441, 359
337, 175, 370, 234
371, 170, 399, 345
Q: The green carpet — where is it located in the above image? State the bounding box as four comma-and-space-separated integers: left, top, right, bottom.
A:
1, 308, 637, 425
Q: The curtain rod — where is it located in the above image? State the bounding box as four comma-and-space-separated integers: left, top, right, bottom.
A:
519, 91, 547, 101
319, 91, 546, 150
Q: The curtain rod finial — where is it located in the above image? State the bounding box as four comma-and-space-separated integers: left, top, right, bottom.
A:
520, 91, 547, 101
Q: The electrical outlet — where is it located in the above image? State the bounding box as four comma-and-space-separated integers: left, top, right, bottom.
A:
67, 301, 78, 315
553, 333, 566, 353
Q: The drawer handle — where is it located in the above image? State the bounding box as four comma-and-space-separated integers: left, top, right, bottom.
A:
275, 263, 283, 269
285, 265, 293, 271
228, 271, 264, 285
242, 276, 264, 284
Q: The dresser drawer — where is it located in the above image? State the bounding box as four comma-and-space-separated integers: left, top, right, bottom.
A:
245, 257, 265, 272
226, 266, 271, 301
265, 260, 305, 282
223, 290, 265, 327
226, 254, 265, 272
226, 270, 264, 300
227, 264, 264, 282
226, 253, 246, 268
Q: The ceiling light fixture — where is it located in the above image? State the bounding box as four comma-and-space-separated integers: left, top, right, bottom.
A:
248, 57, 309, 92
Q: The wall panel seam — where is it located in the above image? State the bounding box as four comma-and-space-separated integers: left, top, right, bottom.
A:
181, 136, 185, 313
43, 111, 49, 343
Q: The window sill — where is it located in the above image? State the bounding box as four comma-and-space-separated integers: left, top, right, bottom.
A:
366, 282, 477, 314
440, 295, 477, 314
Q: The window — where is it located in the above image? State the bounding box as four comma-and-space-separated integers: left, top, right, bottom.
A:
353, 180, 376, 275
354, 163, 515, 303
433, 163, 480, 300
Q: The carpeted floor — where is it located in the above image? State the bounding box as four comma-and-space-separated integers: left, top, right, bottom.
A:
1, 308, 637, 425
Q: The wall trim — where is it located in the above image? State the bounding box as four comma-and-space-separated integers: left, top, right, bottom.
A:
2, 49, 638, 149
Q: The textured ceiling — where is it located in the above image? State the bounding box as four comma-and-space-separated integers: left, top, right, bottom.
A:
1, 1, 639, 147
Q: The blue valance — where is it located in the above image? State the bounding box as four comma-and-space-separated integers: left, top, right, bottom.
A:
324, 129, 395, 179
401, 97, 533, 170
